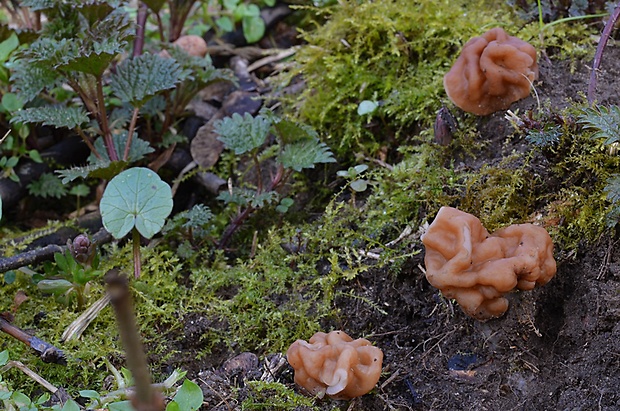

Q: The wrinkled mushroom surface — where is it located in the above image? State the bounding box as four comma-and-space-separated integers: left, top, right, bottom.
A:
443, 27, 538, 115
286, 330, 383, 400
421, 207, 556, 321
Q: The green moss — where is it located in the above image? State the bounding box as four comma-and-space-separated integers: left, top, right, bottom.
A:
461, 152, 538, 231
286, 1, 511, 159
241, 380, 320, 410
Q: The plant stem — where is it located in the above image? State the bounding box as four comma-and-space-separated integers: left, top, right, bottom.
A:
218, 165, 289, 249
587, 4, 620, 104
77, 127, 103, 160
133, 3, 148, 57
104, 270, 164, 411
132, 227, 142, 279
124, 107, 140, 161
96, 75, 119, 161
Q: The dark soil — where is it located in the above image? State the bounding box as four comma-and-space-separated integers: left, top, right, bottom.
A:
168, 46, 620, 410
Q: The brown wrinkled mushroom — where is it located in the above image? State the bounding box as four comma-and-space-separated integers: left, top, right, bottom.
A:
444, 27, 538, 115
286, 330, 383, 400
421, 207, 556, 321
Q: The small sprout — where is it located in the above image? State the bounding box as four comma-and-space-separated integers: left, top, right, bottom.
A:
276, 198, 294, 214
337, 164, 369, 192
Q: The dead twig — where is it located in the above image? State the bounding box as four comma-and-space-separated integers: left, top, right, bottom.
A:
0, 316, 66, 364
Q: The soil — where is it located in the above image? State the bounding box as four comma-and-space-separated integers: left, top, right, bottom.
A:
168, 47, 620, 410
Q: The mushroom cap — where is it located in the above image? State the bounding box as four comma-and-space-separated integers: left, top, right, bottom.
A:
422, 207, 556, 320
286, 330, 383, 400
443, 27, 538, 116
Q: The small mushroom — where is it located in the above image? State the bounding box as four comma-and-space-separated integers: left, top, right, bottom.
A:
443, 27, 538, 116
286, 330, 383, 400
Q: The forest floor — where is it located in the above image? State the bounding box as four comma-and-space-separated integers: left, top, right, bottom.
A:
162, 45, 620, 411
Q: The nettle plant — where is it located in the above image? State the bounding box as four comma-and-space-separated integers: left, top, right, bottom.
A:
213, 111, 336, 248
6, 0, 233, 184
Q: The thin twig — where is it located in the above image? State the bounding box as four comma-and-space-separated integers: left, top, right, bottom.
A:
0, 317, 66, 364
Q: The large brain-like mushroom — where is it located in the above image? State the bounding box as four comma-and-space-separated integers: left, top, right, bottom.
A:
443, 27, 538, 115
421, 207, 556, 321
286, 330, 383, 400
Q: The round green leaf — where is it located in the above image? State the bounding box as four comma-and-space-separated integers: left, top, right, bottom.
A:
100, 167, 173, 239
242, 15, 265, 43
350, 179, 368, 192
169, 379, 203, 411
357, 100, 378, 115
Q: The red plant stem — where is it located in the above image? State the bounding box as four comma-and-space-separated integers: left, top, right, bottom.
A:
133, 3, 148, 57
132, 228, 142, 279
104, 270, 163, 411
587, 4, 620, 104
96, 75, 119, 161
124, 107, 140, 161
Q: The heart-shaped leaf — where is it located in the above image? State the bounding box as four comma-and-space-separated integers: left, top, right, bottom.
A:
100, 167, 173, 239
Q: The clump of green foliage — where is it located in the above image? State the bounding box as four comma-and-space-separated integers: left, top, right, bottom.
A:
285, 0, 598, 161
241, 380, 318, 410
482, 103, 620, 252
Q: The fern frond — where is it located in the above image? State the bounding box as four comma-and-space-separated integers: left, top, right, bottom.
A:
578, 105, 620, 145
277, 139, 336, 172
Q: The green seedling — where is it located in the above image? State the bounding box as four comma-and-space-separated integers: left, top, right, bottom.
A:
213, 111, 336, 248
38, 234, 102, 311
337, 164, 369, 206
100, 167, 173, 278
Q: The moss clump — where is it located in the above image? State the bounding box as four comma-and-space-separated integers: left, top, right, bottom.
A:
285, 0, 598, 162
287, 1, 513, 159
241, 381, 319, 410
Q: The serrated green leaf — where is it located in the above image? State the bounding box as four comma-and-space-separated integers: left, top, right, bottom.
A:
111, 53, 183, 107
169, 379, 203, 411
56, 160, 128, 184
277, 139, 336, 172
11, 105, 89, 129
214, 113, 271, 155
20, 0, 55, 11
9, 60, 61, 103
28, 172, 68, 198
100, 167, 173, 239
578, 105, 620, 145
89, 132, 154, 164
216, 187, 253, 206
